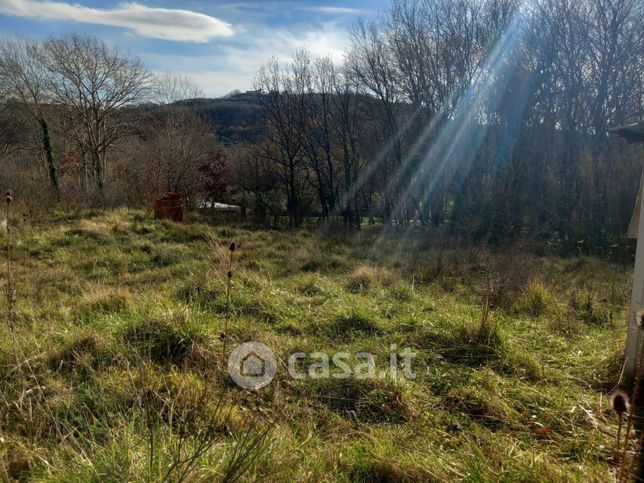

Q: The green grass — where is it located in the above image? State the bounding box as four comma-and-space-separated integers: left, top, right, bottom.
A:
0, 208, 631, 481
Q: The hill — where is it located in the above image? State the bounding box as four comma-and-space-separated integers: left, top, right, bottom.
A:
175, 91, 265, 144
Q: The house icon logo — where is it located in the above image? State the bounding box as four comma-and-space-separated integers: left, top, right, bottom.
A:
240, 351, 265, 377
228, 341, 276, 390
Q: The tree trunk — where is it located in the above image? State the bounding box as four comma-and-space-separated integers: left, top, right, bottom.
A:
39, 118, 60, 198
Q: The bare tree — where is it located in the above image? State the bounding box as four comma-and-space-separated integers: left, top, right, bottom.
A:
0, 103, 25, 163
348, 20, 405, 222
41, 34, 150, 194
145, 74, 216, 202
147, 111, 216, 200
242, 0, 641, 245
332, 65, 365, 228
152, 73, 204, 105
255, 52, 311, 227
301, 55, 340, 220
0, 37, 60, 195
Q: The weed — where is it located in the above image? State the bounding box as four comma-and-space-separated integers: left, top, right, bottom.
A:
132, 363, 272, 482
222, 241, 237, 364
611, 390, 629, 458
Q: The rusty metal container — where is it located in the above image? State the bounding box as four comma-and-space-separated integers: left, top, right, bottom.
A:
153, 192, 184, 222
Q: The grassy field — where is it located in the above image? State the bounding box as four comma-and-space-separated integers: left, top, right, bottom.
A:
0, 208, 632, 481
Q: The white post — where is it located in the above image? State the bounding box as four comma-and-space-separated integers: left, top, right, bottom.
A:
625, 170, 644, 386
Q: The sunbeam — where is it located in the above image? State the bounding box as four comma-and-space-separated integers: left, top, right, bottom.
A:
369, 0, 548, 259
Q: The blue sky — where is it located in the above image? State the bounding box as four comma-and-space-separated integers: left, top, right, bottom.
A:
0, 0, 386, 96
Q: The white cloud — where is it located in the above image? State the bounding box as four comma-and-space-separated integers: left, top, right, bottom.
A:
143, 22, 351, 96
0, 0, 235, 42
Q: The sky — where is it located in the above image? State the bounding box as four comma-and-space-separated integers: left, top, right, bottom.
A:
0, 0, 386, 97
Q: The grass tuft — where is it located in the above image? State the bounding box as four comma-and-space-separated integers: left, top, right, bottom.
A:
48, 332, 108, 376
325, 311, 383, 338
570, 290, 612, 326
122, 315, 211, 367
82, 286, 133, 315
517, 279, 550, 316
311, 377, 413, 423
176, 280, 221, 307
346, 265, 394, 293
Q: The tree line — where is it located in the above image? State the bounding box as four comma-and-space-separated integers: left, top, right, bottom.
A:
1, 0, 643, 252
247, 0, 643, 251
0, 35, 227, 207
